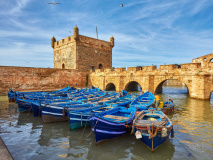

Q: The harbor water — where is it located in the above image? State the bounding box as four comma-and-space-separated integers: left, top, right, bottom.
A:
0, 86, 213, 160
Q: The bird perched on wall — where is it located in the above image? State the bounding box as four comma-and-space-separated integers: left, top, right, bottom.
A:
121, 4, 124, 7
47, 2, 60, 5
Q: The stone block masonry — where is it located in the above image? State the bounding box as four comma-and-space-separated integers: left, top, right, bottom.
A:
0, 66, 88, 95
90, 55, 213, 100
52, 26, 114, 72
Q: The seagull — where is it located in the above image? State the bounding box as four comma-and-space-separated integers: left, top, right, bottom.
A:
121, 4, 124, 7
47, 3, 60, 5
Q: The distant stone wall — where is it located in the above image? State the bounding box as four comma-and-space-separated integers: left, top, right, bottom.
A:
0, 66, 88, 95
192, 52, 213, 68
89, 62, 213, 100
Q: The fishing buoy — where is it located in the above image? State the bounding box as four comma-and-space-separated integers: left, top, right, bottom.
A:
161, 127, 167, 137
135, 130, 142, 139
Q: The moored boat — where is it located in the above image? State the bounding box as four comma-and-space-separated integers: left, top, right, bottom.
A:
41, 103, 94, 123
8, 88, 16, 102
89, 107, 136, 144
130, 91, 155, 114
159, 100, 174, 115
132, 110, 174, 151
68, 105, 113, 130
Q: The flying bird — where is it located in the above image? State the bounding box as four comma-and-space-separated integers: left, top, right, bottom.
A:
121, 4, 124, 7
47, 3, 60, 5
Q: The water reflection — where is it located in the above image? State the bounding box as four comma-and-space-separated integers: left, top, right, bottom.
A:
1, 86, 213, 160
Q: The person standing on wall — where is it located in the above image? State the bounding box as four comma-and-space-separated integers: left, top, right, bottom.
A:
154, 93, 160, 108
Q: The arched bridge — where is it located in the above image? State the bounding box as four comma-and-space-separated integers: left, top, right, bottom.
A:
90, 53, 213, 100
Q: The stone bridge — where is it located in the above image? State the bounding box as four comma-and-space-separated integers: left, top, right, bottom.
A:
89, 53, 213, 100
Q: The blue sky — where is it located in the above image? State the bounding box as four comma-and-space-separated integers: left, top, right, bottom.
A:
0, 0, 213, 68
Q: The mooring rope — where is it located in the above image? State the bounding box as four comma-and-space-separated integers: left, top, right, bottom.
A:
70, 117, 100, 147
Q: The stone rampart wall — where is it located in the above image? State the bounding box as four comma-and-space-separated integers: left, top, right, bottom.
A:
89, 62, 213, 100
0, 66, 87, 95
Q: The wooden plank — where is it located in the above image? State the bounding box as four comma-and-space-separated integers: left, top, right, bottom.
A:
136, 120, 167, 126
103, 115, 129, 120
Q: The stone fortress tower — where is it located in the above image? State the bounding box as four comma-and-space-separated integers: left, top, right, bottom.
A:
52, 26, 114, 72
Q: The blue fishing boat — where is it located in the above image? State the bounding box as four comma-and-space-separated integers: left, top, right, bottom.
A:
8, 88, 16, 102
31, 100, 82, 117
130, 91, 155, 112
41, 103, 95, 123
160, 100, 174, 115
68, 105, 113, 130
132, 110, 174, 151
16, 90, 82, 113
16, 99, 37, 112
18, 88, 104, 116
8, 86, 75, 102
89, 107, 136, 144
105, 93, 135, 108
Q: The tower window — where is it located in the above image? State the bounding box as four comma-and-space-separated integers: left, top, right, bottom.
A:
99, 64, 103, 69
62, 63, 65, 69
92, 66, 95, 70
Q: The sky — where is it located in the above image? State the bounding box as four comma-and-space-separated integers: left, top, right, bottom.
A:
0, 0, 213, 68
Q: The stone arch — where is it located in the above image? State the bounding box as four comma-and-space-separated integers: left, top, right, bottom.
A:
105, 83, 116, 91
210, 58, 213, 62
124, 81, 142, 92
155, 78, 190, 95
62, 63, 65, 69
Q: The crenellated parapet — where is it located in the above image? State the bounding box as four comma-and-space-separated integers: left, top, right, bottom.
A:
89, 61, 212, 77
181, 63, 201, 69
52, 26, 114, 51
142, 66, 157, 72
160, 64, 177, 70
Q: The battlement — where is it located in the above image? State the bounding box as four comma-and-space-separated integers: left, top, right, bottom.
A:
142, 66, 157, 72
160, 64, 177, 70
127, 67, 141, 72
115, 68, 126, 72
181, 63, 201, 69
90, 62, 206, 76
53, 35, 113, 50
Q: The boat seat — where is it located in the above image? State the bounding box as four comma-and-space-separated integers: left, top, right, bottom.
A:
136, 120, 167, 126
144, 114, 164, 119
103, 115, 129, 120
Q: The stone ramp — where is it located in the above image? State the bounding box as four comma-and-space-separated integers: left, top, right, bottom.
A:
0, 136, 13, 160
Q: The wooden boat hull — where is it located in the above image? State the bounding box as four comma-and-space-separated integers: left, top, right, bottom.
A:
31, 102, 41, 117
133, 110, 174, 151
90, 116, 129, 144
41, 104, 94, 123
17, 100, 32, 112
41, 105, 68, 123
137, 129, 171, 151
160, 101, 174, 115
160, 108, 174, 115
8, 98, 16, 102
130, 91, 155, 111
68, 112, 91, 130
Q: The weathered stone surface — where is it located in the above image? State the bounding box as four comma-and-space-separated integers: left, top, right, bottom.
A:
89, 54, 213, 100
53, 26, 113, 72
0, 66, 87, 95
